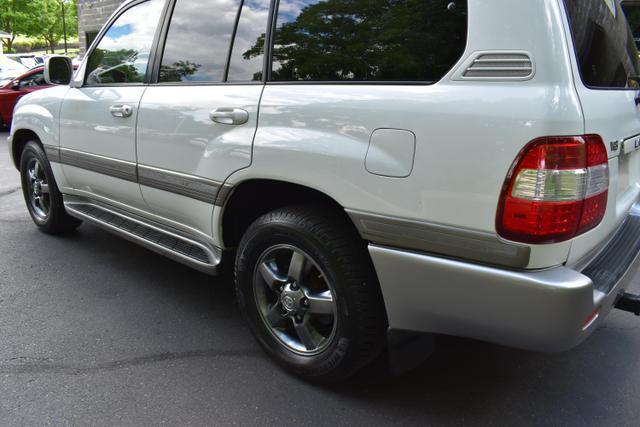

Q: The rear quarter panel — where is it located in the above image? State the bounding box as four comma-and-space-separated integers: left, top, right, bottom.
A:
226, 0, 584, 269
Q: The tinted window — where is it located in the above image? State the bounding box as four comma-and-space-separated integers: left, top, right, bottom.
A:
565, 0, 640, 88
263, 0, 467, 82
227, 0, 271, 81
19, 71, 45, 87
159, 0, 240, 83
86, 0, 164, 85
622, 3, 640, 50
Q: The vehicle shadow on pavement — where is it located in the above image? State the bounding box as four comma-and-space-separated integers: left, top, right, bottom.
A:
5, 219, 638, 424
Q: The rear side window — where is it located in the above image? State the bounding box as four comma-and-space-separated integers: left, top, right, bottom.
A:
159, 0, 241, 83
265, 0, 468, 82
85, 0, 164, 85
564, 0, 640, 89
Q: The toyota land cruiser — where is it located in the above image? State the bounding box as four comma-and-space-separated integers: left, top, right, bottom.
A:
8, 0, 640, 381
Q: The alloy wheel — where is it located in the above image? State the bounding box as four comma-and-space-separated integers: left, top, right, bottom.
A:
253, 244, 338, 355
25, 157, 50, 220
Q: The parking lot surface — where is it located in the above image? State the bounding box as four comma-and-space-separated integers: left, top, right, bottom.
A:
1, 133, 639, 426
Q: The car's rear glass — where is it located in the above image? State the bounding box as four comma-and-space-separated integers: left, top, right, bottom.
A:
564, 0, 640, 89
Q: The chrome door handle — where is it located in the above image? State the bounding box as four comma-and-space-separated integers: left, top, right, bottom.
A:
209, 108, 249, 125
110, 104, 133, 118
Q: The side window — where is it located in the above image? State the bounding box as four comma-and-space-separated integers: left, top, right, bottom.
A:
227, 0, 271, 82
159, 0, 241, 83
85, 0, 164, 85
267, 0, 468, 82
20, 72, 45, 87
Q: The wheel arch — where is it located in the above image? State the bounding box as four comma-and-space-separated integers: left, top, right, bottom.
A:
10, 128, 43, 170
219, 179, 363, 249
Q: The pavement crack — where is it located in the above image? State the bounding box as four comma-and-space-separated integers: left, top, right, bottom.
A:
0, 348, 259, 375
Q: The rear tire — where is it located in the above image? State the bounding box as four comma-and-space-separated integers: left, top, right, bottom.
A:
19, 141, 81, 234
235, 205, 387, 381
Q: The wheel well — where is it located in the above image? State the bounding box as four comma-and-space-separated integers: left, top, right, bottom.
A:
221, 180, 359, 248
11, 129, 41, 169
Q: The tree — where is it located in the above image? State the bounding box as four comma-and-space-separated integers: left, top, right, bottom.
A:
160, 60, 202, 82
245, 0, 467, 82
0, 0, 40, 52
32, 0, 78, 53
0, 0, 78, 53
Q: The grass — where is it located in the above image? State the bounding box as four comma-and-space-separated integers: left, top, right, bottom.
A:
28, 48, 80, 57
8, 35, 80, 56
13, 35, 79, 44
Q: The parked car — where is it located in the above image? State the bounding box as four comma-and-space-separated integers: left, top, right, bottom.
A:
0, 55, 28, 84
4, 54, 42, 70
8, 0, 640, 381
0, 65, 77, 128
0, 67, 47, 128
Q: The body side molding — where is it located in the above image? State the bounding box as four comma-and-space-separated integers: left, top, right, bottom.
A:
347, 209, 531, 268
138, 164, 222, 204
58, 147, 137, 182
49, 147, 232, 206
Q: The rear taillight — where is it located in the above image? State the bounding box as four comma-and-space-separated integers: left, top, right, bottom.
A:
496, 135, 609, 244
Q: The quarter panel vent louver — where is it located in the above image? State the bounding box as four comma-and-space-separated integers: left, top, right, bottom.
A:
456, 51, 535, 80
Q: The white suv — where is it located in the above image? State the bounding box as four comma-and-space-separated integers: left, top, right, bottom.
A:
8, 0, 640, 381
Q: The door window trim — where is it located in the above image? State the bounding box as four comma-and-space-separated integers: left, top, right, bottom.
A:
80, 0, 172, 88
148, 0, 276, 85
135, 0, 469, 88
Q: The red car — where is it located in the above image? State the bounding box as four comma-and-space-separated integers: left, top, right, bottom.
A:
0, 67, 49, 128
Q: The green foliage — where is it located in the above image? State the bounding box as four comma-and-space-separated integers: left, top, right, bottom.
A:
160, 60, 202, 82
246, 0, 467, 81
0, 0, 40, 51
0, 0, 78, 53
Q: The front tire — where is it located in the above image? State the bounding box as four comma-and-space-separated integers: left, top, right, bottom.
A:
235, 205, 387, 381
19, 141, 81, 234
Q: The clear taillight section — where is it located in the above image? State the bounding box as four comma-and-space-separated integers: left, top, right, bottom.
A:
497, 135, 609, 244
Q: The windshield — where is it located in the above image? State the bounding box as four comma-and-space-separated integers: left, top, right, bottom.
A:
564, 0, 640, 89
0, 57, 28, 80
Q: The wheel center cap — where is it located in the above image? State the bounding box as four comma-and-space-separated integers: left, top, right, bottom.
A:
282, 295, 296, 311
281, 285, 304, 313
33, 181, 42, 196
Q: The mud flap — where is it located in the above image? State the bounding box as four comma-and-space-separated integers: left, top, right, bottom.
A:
387, 329, 435, 376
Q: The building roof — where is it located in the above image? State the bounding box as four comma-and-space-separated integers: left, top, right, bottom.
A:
0, 31, 10, 39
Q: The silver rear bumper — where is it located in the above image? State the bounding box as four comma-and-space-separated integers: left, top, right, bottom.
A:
370, 206, 640, 352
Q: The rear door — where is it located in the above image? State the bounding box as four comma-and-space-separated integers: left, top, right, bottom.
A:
563, 0, 640, 263
59, 0, 165, 210
136, 0, 268, 238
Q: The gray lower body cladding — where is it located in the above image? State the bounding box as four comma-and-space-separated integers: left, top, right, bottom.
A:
369, 204, 640, 352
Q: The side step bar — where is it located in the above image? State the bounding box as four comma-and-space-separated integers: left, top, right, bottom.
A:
65, 201, 221, 275
615, 293, 640, 316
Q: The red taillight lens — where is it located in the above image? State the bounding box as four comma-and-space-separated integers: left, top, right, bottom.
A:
497, 135, 609, 244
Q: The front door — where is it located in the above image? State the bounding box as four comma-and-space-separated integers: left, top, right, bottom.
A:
136, 0, 269, 238
59, 0, 165, 210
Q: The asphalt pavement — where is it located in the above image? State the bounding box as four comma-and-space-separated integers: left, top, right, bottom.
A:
1, 132, 639, 426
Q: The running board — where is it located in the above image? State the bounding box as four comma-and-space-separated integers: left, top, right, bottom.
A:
64, 202, 221, 275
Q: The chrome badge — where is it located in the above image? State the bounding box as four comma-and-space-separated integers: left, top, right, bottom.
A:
610, 139, 620, 152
